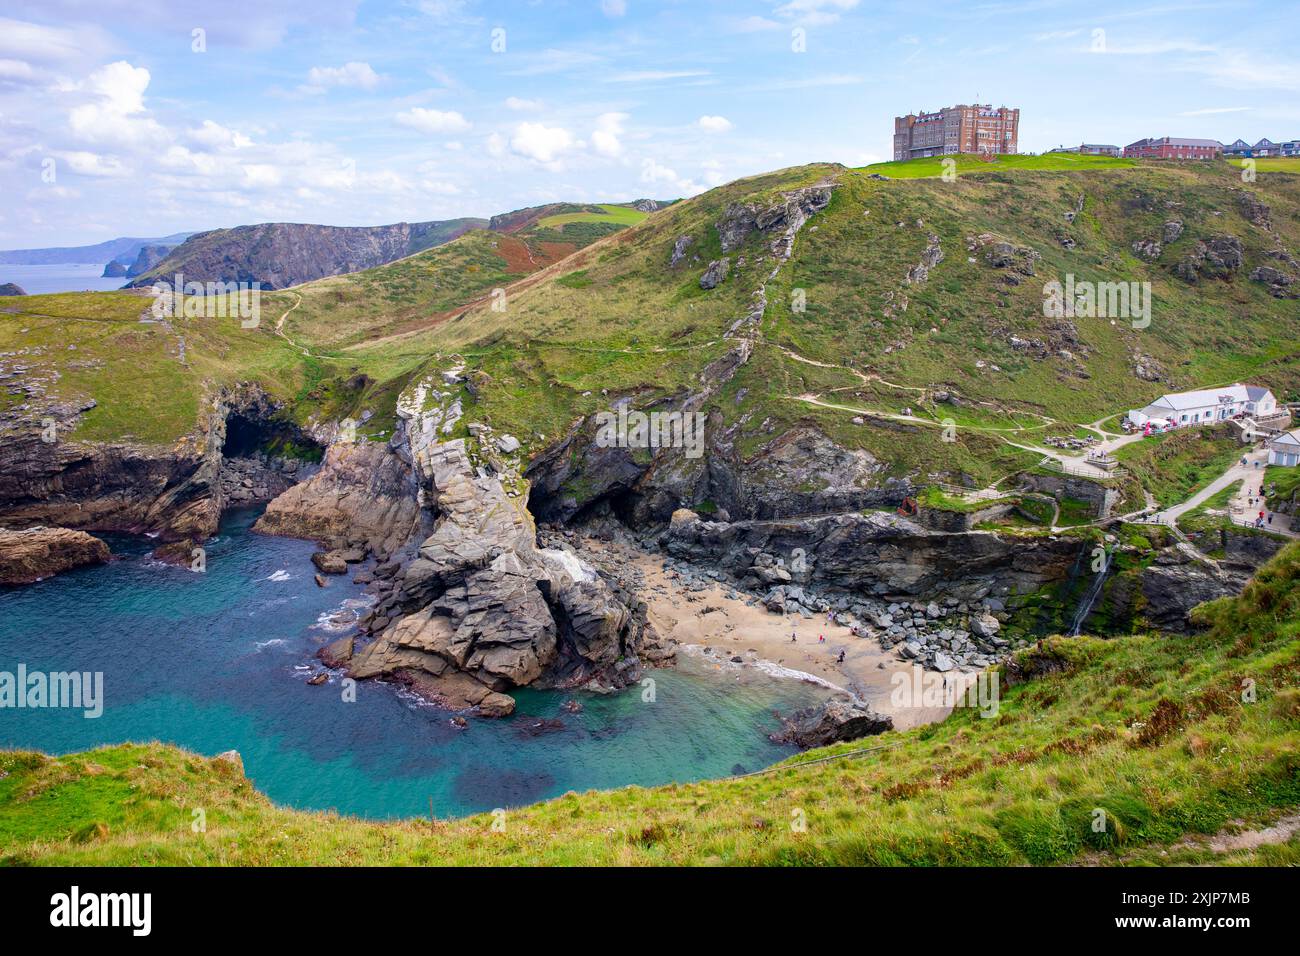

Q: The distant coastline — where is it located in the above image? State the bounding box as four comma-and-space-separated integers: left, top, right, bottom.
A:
0, 264, 124, 295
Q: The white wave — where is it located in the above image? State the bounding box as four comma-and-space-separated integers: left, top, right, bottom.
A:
680, 643, 848, 695
267, 570, 291, 582
311, 596, 372, 633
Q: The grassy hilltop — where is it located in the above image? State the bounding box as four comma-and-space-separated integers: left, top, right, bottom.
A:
3, 155, 1297, 490
3, 540, 1298, 866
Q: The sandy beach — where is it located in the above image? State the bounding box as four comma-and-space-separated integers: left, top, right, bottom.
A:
583, 538, 956, 730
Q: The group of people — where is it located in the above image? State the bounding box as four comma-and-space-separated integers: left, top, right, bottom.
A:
789, 625, 847, 665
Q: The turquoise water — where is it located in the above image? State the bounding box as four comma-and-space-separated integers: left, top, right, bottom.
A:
0, 509, 818, 819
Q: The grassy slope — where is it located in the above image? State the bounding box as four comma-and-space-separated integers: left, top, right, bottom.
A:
4, 541, 1298, 866
5, 158, 1299, 487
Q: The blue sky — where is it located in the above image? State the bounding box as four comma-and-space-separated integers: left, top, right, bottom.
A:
3, 0, 1299, 247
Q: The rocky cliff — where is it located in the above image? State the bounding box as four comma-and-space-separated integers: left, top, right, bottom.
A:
0, 526, 110, 584
127, 218, 487, 290
255, 377, 670, 716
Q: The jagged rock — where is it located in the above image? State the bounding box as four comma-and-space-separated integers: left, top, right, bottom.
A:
311, 550, 348, 574
1174, 235, 1244, 282
319, 635, 355, 668
0, 527, 110, 584
1132, 238, 1162, 261
770, 697, 894, 749
1238, 191, 1271, 229
905, 233, 944, 283
257, 440, 424, 561
211, 750, 244, 776
1162, 219, 1184, 243
969, 612, 1001, 639
496, 434, 521, 454
700, 257, 730, 290
666, 509, 1080, 601
1250, 265, 1295, 298
670, 234, 693, 266
0, 282, 27, 295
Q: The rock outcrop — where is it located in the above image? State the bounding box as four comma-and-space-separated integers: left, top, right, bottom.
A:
0, 283, 25, 296
255, 438, 425, 561
663, 509, 1081, 601
1174, 235, 1244, 282
770, 697, 893, 749
0, 526, 110, 584
343, 438, 666, 715
1140, 530, 1287, 632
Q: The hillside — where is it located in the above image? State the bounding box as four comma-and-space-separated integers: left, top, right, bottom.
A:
126, 218, 490, 291
4, 540, 1297, 866
4, 157, 1299, 516
124, 201, 659, 292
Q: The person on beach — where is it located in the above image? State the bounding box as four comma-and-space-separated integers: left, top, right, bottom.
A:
791, 631, 797, 643
818, 634, 825, 643
837, 649, 845, 664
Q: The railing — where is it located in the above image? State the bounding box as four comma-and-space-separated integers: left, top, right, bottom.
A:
1037, 456, 1127, 480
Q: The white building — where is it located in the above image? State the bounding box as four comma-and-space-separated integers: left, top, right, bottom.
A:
1268, 430, 1300, 467
1131, 384, 1278, 428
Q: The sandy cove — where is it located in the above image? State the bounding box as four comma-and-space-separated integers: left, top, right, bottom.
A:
580, 537, 954, 730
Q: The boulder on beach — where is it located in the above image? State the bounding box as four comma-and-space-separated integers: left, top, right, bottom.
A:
770, 697, 893, 749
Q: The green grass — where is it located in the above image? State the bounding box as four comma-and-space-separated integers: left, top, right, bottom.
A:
535, 203, 649, 229
1228, 157, 1300, 174
1266, 465, 1300, 512
1115, 428, 1244, 507
859, 152, 1136, 179
6, 541, 1300, 866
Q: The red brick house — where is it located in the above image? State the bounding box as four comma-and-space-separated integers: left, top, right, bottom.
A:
893, 104, 1019, 161
1122, 137, 1222, 159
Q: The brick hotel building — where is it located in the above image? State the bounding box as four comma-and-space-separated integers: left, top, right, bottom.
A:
893, 104, 1020, 161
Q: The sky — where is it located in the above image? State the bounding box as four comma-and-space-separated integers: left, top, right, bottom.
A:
2, 0, 1299, 248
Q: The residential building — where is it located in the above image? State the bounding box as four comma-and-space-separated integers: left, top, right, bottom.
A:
1268, 430, 1300, 467
1223, 137, 1290, 158
1130, 384, 1278, 427
1048, 143, 1121, 156
893, 104, 1019, 161
1122, 137, 1222, 159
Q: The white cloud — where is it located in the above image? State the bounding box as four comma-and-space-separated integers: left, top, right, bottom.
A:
591, 112, 627, 157
395, 107, 472, 134
511, 122, 575, 164
600, 0, 627, 16
734, 15, 781, 32
303, 61, 382, 93
1178, 106, 1252, 116
697, 115, 732, 133
505, 96, 542, 111
68, 61, 166, 148
0, 18, 100, 63
187, 120, 253, 150
486, 132, 506, 156
640, 157, 701, 197
57, 150, 129, 177
774, 0, 860, 26
608, 70, 710, 82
